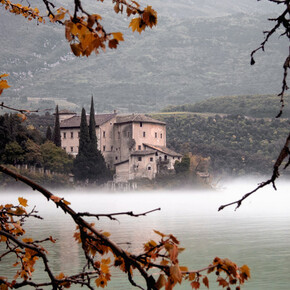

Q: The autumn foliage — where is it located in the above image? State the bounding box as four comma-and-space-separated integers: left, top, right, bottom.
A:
0, 170, 251, 289
0, 0, 157, 57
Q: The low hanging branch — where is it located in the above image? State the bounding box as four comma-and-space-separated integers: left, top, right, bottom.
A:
251, 0, 290, 117
219, 0, 290, 211
77, 208, 161, 221
0, 164, 251, 289
219, 132, 290, 211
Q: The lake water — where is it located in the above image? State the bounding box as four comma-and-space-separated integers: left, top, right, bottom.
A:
1, 179, 290, 289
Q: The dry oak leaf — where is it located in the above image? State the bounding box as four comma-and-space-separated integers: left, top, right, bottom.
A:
191, 281, 200, 289
240, 264, 251, 280
129, 17, 146, 33
95, 275, 108, 288
0, 79, 10, 89
217, 277, 229, 287
155, 274, 166, 289
142, 5, 157, 28
202, 276, 209, 288
111, 32, 124, 41
188, 272, 196, 281
170, 264, 182, 284
108, 39, 118, 49
18, 197, 28, 207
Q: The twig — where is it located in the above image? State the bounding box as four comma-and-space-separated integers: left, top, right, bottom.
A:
219, 132, 290, 211
77, 208, 161, 220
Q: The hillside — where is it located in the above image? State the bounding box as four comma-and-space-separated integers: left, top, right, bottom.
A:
150, 112, 290, 176
162, 94, 290, 118
0, 1, 288, 113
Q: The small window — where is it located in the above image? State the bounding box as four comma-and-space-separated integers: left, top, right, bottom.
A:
138, 145, 141, 150
103, 145, 106, 151
155, 132, 157, 138
160, 133, 163, 138
70, 146, 73, 153
118, 132, 120, 139
63, 132, 66, 139
127, 131, 130, 138
103, 131, 106, 138
148, 166, 151, 170
138, 156, 142, 161
78, 132, 80, 138
150, 157, 153, 162
115, 156, 118, 160
71, 132, 73, 138
63, 147, 66, 151
143, 131, 146, 137
111, 146, 113, 151
140, 122, 143, 127
165, 155, 168, 160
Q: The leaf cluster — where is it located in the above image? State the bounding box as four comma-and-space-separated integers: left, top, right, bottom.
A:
0, 167, 252, 289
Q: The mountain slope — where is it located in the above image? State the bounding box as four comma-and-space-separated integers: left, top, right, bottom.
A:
0, 1, 287, 113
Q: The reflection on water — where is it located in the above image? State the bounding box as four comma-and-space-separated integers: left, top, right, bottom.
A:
1, 180, 290, 289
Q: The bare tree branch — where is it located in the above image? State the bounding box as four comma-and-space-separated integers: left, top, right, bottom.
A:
219, 132, 290, 211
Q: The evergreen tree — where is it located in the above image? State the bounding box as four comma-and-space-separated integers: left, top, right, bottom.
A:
73, 108, 90, 181
78, 108, 90, 155
73, 105, 111, 184
46, 126, 52, 141
89, 96, 97, 145
88, 97, 111, 183
53, 105, 61, 147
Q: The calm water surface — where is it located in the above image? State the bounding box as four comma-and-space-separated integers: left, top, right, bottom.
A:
1, 179, 290, 289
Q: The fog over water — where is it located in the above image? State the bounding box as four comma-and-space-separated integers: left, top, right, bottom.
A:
1, 178, 290, 289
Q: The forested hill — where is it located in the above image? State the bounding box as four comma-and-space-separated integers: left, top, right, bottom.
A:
162, 95, 290, 118
150, 112, 289, 176
0, 1, 287, 113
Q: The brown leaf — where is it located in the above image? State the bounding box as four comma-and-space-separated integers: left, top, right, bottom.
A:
191, 281, 200, 289
169, 244, 179, 264
188, 273, 196, 281
202, 276, 209, 288
108, 39, 118, 49
217, 277, 228, 287
170, 264, 182, 284
18, 197, 28, 207
155, 274, 166, 289
70, 43, 82, 57
111, 32, 124, 42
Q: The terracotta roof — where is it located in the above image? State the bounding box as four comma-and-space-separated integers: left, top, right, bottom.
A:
131, 149, 156, 156
116, 114, 166, 125
59, 110, 76, 115
60, 113, 116, 128
143, 144, 182, 157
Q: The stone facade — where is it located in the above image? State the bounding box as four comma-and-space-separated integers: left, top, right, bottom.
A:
59, 111, 181, 181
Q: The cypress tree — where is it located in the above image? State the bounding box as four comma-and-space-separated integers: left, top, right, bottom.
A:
46, 125, 52, 141
89, 96, 97, 146
78, 108, 90, 154
53, 105, 61, 147
73, 108, 90, 181
87, 97, 111, 183
73, 104, 111, 184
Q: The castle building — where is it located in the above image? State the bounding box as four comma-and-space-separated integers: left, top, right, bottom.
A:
59, 111, 182, 182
